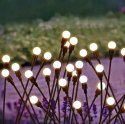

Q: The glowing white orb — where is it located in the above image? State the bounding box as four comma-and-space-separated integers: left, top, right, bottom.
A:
73, 100, 82, 109
1, 69, 9, 77
33, 47, 41, 55
11, 63, 20, 72
2, 55, 10, 63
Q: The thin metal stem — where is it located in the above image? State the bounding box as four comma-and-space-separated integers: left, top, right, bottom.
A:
2, 79, 6, 124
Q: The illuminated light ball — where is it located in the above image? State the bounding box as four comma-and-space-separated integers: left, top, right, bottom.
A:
58, 78, 67, 87
108, 41, 116, 50
11, 63, 20, 72
62, 31, 71, 39
95, 64, 104, 73
66, 64, 74, 72
89, 43, 98, 52
33, 47, 41, 55
79, 49, 87, 57
2, 55, 10, 63
75, 61, 84, 69
97, 82, 106, 90
25, 70, 33, 79
1, 69, 9, 77
44, 52, 52, 60
121, 48, 125, 56
106, 97, 115, 106
43, 68, 51, 76
73, 100, 82, 110
72, 70, 77, 77
69, 37, 78, 46
30, 95, 38, 105
79, 75, 88, 84
64, 41, 70, 48
53, 61, 61, 69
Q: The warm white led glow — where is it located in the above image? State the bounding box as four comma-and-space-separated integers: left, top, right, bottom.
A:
123, 104, 125, 110
73, 100, 82, 109
44, 52, 52, 60
108, 41, 116, 50
25, 70, 33, 79
121, 48, 125, 56
43, 68, 51, 76
79, 49, 88, 57
2, 55, 10, 63
79, 75, 88, 84
64, 41, 70, 48
11, 63, 20, 72
66, 64, 74, 72
95, 64, 104, 73
1, 69, 9, 77
62, 31, 71, 39
89, 43, 98, 52
97, 82, 106, 90
106, 97, 115, 106
72, 70, 77, 77
33, 47, 41, 55
30, 95, 38, 105
75, 61, 84, 69
58, 78, 67, 87
53, 61, 61, 69
69, 37, 78, 46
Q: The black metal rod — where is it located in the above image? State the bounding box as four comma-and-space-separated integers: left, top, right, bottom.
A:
2, 79, 6, 124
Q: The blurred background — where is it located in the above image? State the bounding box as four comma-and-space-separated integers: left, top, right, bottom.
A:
0, 0, 125, 66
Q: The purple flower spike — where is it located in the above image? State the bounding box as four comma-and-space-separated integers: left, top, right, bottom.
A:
102, 106, 108, 117
83, 102, 89, 113
92, 104, 97, 118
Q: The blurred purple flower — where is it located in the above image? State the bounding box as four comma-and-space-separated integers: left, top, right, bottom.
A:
6, 102, 12, 111
121, 6, 125, 13
61, 96, 71, 113
42, 97, 48, 109
92, 104, 97, 118
42, 97, 56, 112
102, 106, 108, 117
83, 102, 88, 113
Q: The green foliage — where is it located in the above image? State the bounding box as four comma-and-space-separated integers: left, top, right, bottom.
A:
0, 16, 125, 65
0, 0, 124, 23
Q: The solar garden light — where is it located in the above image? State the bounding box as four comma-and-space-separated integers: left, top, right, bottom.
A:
121, 48, 125, 62
53, 60, 61, 78
95, 64, 104, 81
66, 63, 74, 81
11, 63, 22, 81
63, 41, 70, 57
2, 55, 10, 68
89, 43, 99, 58
73, 100, 84, 120
69, 37, 78, 54
61, 31, 71, 48
75, 60, 84, 76
79, 75, 88, 94
72, 70, 78, 85
79, 49, 90, 62
30, 95, 42, 108
1, 69, 14, 85
43, 67, 51, 85
24, 70, 38, 87
32, 47, 41, 59
43, 52, 52, 62
108, 41, 116, 60
106, 97, 115, 122
58, 78, 68, 94
95, 82, 106, 97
